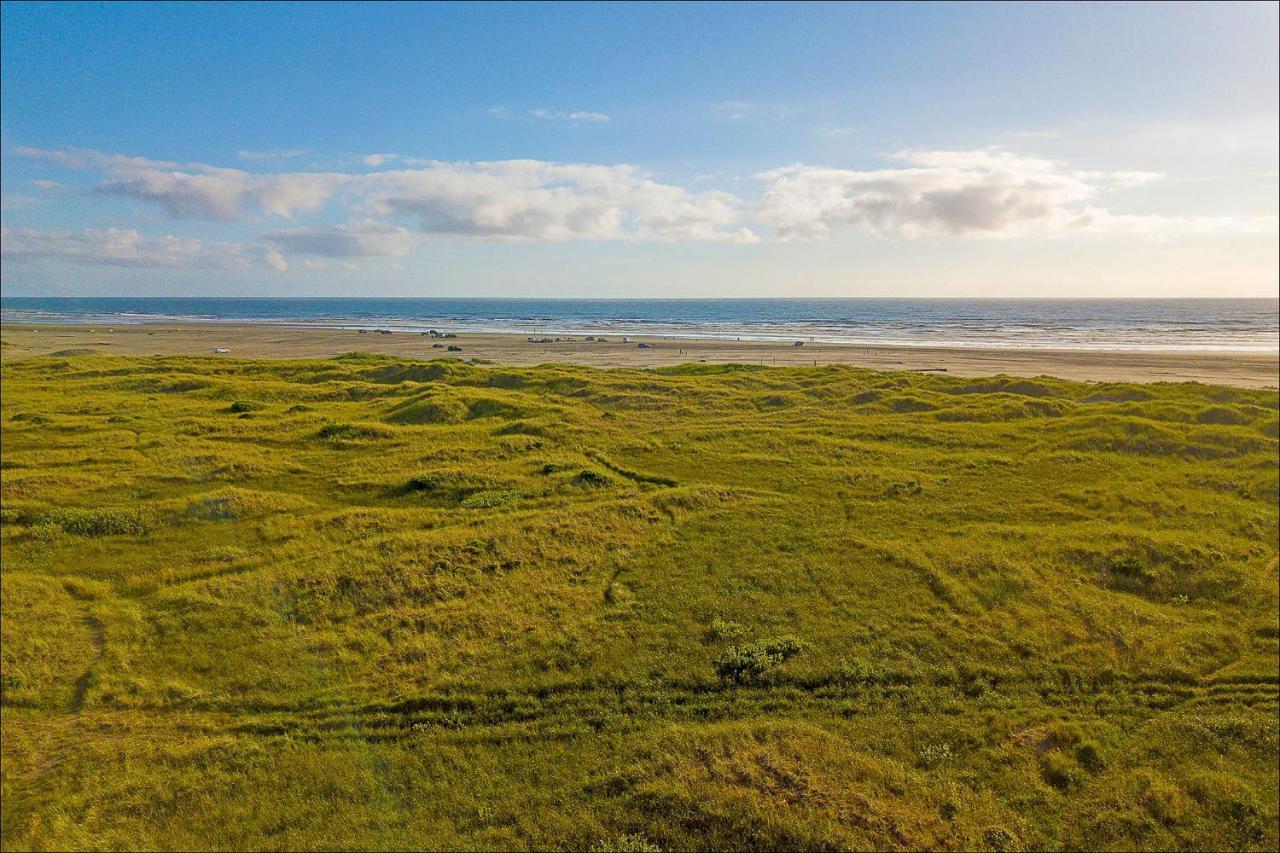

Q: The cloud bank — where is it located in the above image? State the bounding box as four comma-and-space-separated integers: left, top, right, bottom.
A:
6, 145, 1270, 271
0, 226, 287, 270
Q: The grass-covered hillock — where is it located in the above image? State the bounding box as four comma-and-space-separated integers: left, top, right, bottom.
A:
2, 352, 1277, 851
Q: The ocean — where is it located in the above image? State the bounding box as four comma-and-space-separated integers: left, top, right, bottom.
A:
2, 297, 1277, 352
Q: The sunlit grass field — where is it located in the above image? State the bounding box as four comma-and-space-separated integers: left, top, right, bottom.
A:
2, 352, 1277, 851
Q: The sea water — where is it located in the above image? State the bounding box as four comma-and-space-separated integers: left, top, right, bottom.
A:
2, 297, 1277, 351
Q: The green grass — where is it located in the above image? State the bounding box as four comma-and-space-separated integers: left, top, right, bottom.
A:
1, 352, 1276, 851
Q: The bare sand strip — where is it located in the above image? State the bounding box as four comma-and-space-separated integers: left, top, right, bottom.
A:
2, 322, 1277, 388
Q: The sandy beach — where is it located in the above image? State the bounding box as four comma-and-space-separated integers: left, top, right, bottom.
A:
2, 321, 1276, 387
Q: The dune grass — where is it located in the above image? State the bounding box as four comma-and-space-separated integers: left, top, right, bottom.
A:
1, 352, 1276, 851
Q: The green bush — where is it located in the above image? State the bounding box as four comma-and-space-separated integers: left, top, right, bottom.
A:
404, 474, 441, 492
39, 507, 154, 537
713, 635, 806, 684
573, 469, 612, 488
705, 618, 744, 643
836, 655, 883, 686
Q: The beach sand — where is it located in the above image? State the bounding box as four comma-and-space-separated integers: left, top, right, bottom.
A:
2, 322, 1277, 388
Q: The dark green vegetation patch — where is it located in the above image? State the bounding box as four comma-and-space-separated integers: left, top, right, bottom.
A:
1, 352, 1277, 851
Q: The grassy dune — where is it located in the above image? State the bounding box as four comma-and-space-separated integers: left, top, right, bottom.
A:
1, 352, 1277, 851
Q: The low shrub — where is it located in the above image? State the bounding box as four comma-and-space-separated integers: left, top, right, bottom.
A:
39, 507, 154, 537
705, 618, 744, 643
713, 635, 806, 684
918, 742, 953, 768
982, 827, 1020, 851
836, 655, 883, 686
573, 469, 612, 488
404, 474, 441, 492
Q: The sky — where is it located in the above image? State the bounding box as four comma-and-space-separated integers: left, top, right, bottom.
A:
1, 1, 1277, 298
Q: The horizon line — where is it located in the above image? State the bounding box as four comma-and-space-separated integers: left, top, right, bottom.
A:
3, 294, 1278, 302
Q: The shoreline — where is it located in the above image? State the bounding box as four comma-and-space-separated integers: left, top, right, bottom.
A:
7, 316, 1279, 353
3, 321, 1278, 388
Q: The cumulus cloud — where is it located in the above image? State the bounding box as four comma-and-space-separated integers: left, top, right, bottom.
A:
265, 222, 422, 257
11, 145, 1267, 264
96, 165, 348, 221
0, 226, 286, 270
358, 160, 756, 242
13, 147, 752, 240
18, 146, 347, 221
755, 149, 1175, 239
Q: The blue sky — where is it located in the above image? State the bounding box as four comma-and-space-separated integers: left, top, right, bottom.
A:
2, 1, 1277, 297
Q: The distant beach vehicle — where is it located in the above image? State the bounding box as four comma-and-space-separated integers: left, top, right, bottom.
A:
213, 347, 230, 353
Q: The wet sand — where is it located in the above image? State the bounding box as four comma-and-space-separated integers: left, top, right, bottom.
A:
2, 322, 1277, 388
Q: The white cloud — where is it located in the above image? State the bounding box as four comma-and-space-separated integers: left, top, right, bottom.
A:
713, 101, 788, 121
362, 153, 400, 167
819, 127, 858, 140
529, 109, 610, 124
265, 222, 422, 257
755, 149, 1184, 239
237, 148, 311, 163
1070, 169, 1164, 189
17, 146, 348, 221
0, 226, 285, 270
96, 166, 348, 221
491, 107, 611, 124
11, 145, 1267, 258
14, 146, 754, 242
262, 247, 289, 271
358, 160, 756, 242
12, 146, 183, 171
